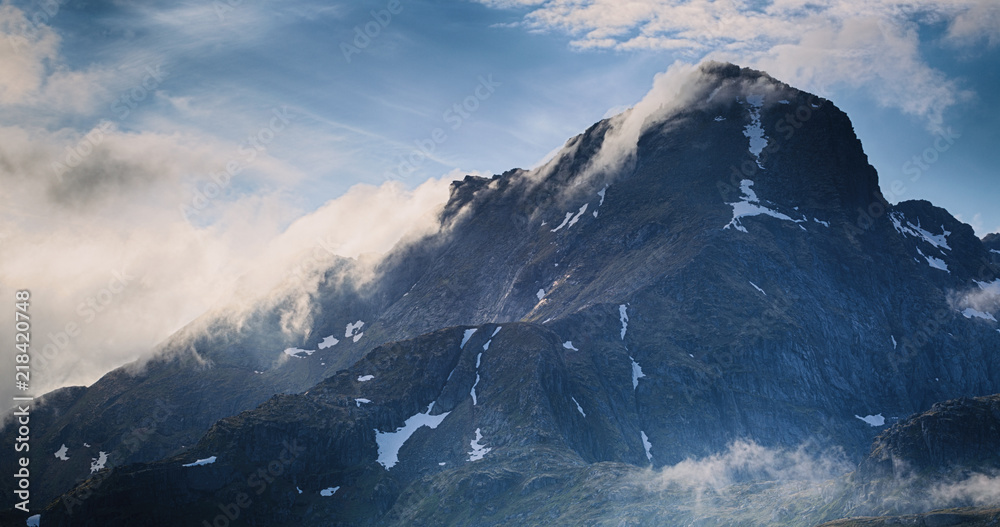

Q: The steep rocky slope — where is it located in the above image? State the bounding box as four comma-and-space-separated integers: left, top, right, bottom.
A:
7, 62, 1000, 524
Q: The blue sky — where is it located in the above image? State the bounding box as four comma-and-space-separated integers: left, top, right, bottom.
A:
7, 0, 999, 225
1, 0, 998, 393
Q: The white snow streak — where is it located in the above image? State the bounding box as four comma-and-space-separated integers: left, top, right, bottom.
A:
619, 304, 628, 340
743, 95, 768, 168
630, 358, 645, 389
461, 328, 477, 349
890, 213, 951, 250
182, 456, 217, 467
567, 203, 589, 228
550, 212, 573, 232
917, 247, 949, 272
593, 186, 608, 217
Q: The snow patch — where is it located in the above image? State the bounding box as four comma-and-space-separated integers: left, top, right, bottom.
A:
891, 335, 897, 349
962, 308, 997, 322
725, 180, 804, 233
813, 218, 830, 227
917, 247, 949, 272
562, 341, 578, 351
375, 404, 451, 469
183, 456, 217, 467
345, 320, 365, 340
749, 281, 766, 295
357, 375, 374, 382
855, 414, 885, 427
318, 335, 339, 349
536, 288, 545, 301
297, 486, 303, 494
460, 328, 477, 349
320, 486, 340, 496
572, 397, 587, 417
714, 115, 726, 121
26, 514, 40, 527
641, 431, 653, 461
90, 451, 108, 473
468, 428, 491, 461
283, 347, 314, 358
890, 213, 951, 250
596, 186, 607, 207
54, 444, 69, 461
492, 326, 502, 337
355, 398, 372, 407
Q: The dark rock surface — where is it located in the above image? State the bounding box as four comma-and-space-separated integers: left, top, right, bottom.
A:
6, 62, 1000, 525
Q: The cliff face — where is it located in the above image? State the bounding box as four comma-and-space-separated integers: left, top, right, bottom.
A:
10, 62, 1000, 525
860, 394, 1000, 479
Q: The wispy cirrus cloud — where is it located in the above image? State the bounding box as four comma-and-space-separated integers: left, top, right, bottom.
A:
478, 0, 998, 128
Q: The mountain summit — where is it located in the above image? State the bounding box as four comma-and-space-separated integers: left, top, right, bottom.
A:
7, 62, 999, 526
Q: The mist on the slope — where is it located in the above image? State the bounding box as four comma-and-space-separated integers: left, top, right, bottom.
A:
0, 116, 453, 401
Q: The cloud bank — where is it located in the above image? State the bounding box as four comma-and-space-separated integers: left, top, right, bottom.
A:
481, 0, 998, 128
0, 4, 453, 401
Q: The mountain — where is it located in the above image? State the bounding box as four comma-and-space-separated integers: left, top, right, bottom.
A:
6, 62, 1000, 525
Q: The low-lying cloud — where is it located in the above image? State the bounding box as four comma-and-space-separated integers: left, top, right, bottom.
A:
949, 279, 1000, 319
929, 472, 1000, 507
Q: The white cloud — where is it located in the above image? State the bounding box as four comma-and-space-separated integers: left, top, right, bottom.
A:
649, 440, 851, 492
930, 473, 1000, 507
0, 74, 451, 402
950, 279, 1000, 317
0, 6, 122, 117
479, 0, 996, 128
